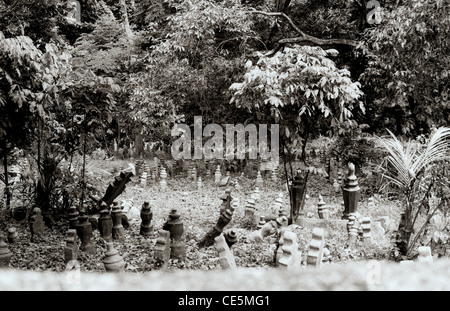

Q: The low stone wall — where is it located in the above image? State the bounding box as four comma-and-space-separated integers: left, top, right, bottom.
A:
0, 259, 448, 291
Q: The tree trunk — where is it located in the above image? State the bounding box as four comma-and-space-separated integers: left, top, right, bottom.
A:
3, 140, 10, 210
120, 0, 133, 38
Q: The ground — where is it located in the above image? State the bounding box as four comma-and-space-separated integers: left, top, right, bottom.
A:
0, 159, 404, 274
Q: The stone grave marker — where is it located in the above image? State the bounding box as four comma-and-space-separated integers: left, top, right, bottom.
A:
140, 171, 147, 187
7, 227, 18, 244
223, 229, 238, 248
418, 246, 433, 263
162, 209, 186, 260
29, 208, 45, 242
160, 167, 167, 190
342, 163, 360, 220
306, 228, 325, 267
257, 216, 266, 230
256, 170, 263, 187
279, 230, 301, 269
64, 229, 78, 264
215, 165, 222, 184
140, 201, 154, 236
0, 236, 12, 268
103, 242, 126, 272
317, 194, 329, 219
361, 217, 372, 243
77, 214, 96, 254
197, 176, 203, 189
244, 199, 257, 225
98, 209, 113, 242
154, 230, 171, 268
68, 206, 79, 230
112, 205, 125, 242
215, 234, 236, 269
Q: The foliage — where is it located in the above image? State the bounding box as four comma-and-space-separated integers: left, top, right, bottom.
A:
377, 127, 450, 258
329, 123, 377, 174
360, 0, 450, 135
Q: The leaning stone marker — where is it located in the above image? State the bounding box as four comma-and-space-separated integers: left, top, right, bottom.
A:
215, 234, 236, 269
307, 228, 325, 267
223, 229, 238, 248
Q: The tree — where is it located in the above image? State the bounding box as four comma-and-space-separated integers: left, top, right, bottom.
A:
360, 0, 450, 135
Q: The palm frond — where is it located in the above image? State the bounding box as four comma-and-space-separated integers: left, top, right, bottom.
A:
377, 127, 450, 190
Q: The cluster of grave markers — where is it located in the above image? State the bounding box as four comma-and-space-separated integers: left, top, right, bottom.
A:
0, 157, 439, 272
133, 155, 282, 190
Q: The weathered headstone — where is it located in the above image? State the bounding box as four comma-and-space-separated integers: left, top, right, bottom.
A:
342, 163, 360, 220
333, 179, 340, 193
275, 227, 286, 266
0, 237, 12, 268
140, 201, 153, 236
361, 217, 372, 242
234, 179, 240, 190
162, 209, 186, 260
64, 229, 78, 264
337, 169, 343, 185
257, 216, 266, 230
279, 231, 301, 269
103, 242, 126, 272
197, 176, 203, 189
278, 206, 288, 218
140, 171, 147, 187
29, 208, 45, 242
215, 234, 236, 269
198, 208, 233, 248
253, 187, 261, 201
191, 167, 197, 183
325, 157, 331, 182
154, 230, 171, 268
255, 170, 263, 188
7, 227, 18, 244
317, 194, 329, 219
215, 165, 222, 184
77, 214, 96, 254
306, 228, 325, 267
160, 167, 167, 190
68, 206, 79, 230
244, 199, 256, 225
98, 209, 113, 242
418, 246, 433, 263
112, 205, 125, 242
347, 213, 359, 246
271, 168, 278, 182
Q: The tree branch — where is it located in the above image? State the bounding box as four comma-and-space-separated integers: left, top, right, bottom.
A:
250, 10, 358, 57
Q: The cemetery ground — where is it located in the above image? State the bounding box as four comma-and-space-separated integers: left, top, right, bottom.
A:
1, 158, 449, 291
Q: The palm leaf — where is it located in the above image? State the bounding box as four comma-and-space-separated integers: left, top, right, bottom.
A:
378, 127, 450, 191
